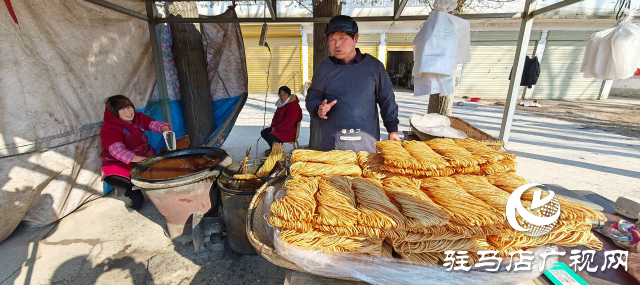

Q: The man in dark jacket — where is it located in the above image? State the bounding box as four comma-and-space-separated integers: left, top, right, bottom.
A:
306, 15, 400, 153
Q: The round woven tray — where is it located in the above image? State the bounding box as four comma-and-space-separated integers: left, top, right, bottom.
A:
246, 172, 360, 281
410, 116, 504, 151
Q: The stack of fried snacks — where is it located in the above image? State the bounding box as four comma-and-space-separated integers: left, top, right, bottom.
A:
454, 138, 516, 162
425, 138, 486, 168
352, 178, 407, 230
290, 162, 362, 178
486, 173, 605, 222
420, 177, 505, 227
281, 229, 384, 256
357, 151, 396, 179
382, 177, 450, 228
291, 149, 358, 165
256, 142, 284, 177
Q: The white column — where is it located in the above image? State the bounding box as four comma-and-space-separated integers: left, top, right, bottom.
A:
301, 26, 310, 94
523, 29, 548, 100
378, 32, 387, 68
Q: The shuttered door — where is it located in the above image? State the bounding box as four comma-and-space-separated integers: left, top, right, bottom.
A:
387, 33, 415, 51
242, 25, 302, 94
457, 31, 542, 99
308, 34, 378, 82
357, 34, 379, 58
533, 31, 603, 100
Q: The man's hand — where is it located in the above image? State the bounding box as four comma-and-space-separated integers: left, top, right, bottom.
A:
318, 99, 337, 119
389, 132, 401, 142
161, 125, 171, 133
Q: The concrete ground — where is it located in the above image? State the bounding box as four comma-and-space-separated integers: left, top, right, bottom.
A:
1, 87, 639, 285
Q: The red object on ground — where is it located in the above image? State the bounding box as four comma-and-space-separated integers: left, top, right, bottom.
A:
634, 68, 640, 76
470, 97, 481, 102
4, 0, 18, 24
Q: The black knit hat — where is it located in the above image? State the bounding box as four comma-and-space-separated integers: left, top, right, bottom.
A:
325, 15, 358, 37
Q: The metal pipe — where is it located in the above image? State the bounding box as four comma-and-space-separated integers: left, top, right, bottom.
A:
499, 0, 537, 146
145, 1, 172, 126
85, 0, 148, 21
531, 0, 584, 17
394, 0, 408, 20
156, 13, 519, 23
265, 0, 276, 21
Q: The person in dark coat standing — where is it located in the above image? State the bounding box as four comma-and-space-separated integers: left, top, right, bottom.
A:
305, 15, 400, 153
261, 86, 303, 154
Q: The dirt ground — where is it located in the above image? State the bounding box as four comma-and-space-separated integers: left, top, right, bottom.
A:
483, 97, 640, 139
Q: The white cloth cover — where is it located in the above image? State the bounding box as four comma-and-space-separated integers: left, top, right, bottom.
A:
413, 1, 470, 96
582, 11, 640, 80
0, 0, 154, 243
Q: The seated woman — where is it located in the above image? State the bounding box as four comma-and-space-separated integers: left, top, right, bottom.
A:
100, 95, 171, 210
261, 86, 302, 155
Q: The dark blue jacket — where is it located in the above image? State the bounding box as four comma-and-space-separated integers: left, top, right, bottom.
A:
306, 53, 399, 152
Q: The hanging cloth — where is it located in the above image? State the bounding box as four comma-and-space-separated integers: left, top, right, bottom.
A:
413, 0, 470, 96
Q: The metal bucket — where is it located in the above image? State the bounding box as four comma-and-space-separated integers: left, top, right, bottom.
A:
130, 147, 232, 242
218, 159, 285, 255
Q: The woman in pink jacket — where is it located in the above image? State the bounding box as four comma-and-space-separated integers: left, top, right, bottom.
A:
100, 95, 171, 210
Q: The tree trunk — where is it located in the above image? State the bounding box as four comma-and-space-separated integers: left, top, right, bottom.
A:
166, 2, 215, 147
308, 0, 341, 150
427, 94, 453, 116
427, 65, 460, 116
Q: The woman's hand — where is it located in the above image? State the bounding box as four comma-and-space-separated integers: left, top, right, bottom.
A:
131, 155, 148, 163
161, 125, 171, 133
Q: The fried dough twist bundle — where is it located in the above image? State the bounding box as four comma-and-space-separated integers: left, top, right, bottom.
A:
476, 160, 517, 175
375, 141, 423, 170
420, 177, 505, 227
281, 229, 384, 255
486, 173, 606, 222
454, 138, 516, 162
394, 237, 491, 253
401, 141, 449, 170
382, 177, 450, 228
399, 252, 447, 266
291, 149, 358, 165
269, 177, 319, 222
485, 172, 529, 192
451, 175, 514, 211
256, 143, 284, 177
352, 178, 407, 230
233, 174, 257, 179
290, 162, 362, 178
425, 138, 486, 167
357, 152, 396, 179
314, 176, 359, 227
380, 164, 456, 177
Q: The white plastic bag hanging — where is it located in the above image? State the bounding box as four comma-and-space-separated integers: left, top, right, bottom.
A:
413, 0, 470, 96
582, 9, 640, 80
